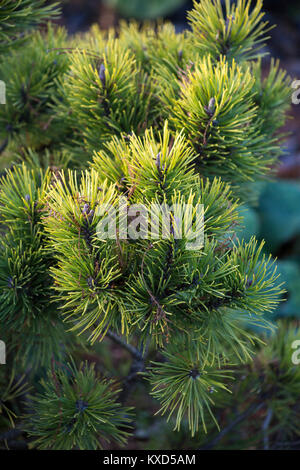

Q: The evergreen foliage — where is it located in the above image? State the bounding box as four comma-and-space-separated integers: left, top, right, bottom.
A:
0, 367, 29, 426
57, 34, 158, 158
187, 0, 271, 62
148, 340, 233, 436
245, 323, 300, 442
0, 0, 60, 54
0, 165, 70, 370
0, 0, 296, 450
26, 361, 133, 450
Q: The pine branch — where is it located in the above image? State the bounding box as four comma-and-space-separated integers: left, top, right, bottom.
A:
200, 401, 265, 450
0, 427, 23, 442
106, 330, 144, 362
106, 331, 151, 403
263, 408, 273, 450
0, 0, 293, 448
118, 353, 146, 404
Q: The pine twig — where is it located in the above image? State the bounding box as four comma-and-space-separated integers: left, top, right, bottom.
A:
118, 355, 145, 404
0, 427, 23, 442
105, 330, 151, 403
200, 401, 265, 450
263, 408, 273, 450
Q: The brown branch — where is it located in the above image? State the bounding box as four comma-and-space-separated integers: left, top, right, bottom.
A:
200, 401, 265, 450
105, 330, 151, 403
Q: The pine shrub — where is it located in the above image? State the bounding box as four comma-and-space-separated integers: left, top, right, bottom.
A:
0, 0, 297, 450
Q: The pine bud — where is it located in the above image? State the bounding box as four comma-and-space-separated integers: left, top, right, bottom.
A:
99, 63, 106, 89
208, 97, 215, 113
87, 209, 94, 224
7, 277, 14, 288
156, 152, 162, 172
189, 369, 201, 379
